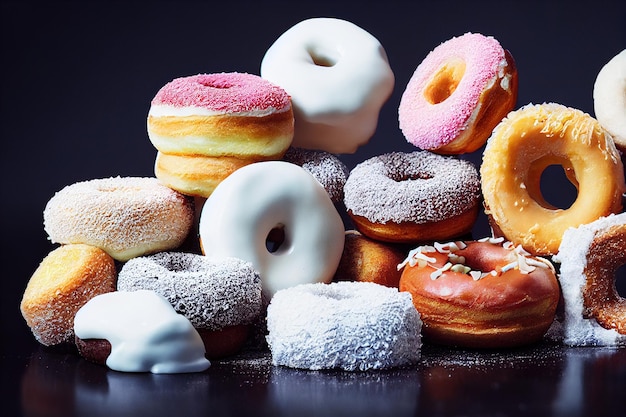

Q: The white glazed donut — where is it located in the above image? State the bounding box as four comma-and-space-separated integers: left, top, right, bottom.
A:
593, 49, 626, 149
260, 17, 394, 154
198, 161, 345, 296
266, 281, 423, 371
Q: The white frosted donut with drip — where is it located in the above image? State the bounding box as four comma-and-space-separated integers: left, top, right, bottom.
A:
74, 290, 210, 374
551, 213, 626, 346
593, 49, 626, 149
198, 161, 345, 296
261, 18, 394, 154
117, 252, 262, 331
266, 281, 422, 371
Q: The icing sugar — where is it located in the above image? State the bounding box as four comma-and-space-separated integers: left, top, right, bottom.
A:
283, 147, 349, 203
593, 49, 626, 148
118, 252, 262, 330
74, 290, 210, 373
150, 72, 291, 115
343, 151, 481, 224
552, 213, 626, 346
266, 281, 422, 371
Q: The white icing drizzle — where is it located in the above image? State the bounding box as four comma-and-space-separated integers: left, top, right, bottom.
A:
74, 290, 210, 374
398, 238, 554, 280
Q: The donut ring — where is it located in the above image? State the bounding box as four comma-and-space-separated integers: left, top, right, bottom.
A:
399, 32, 518, 154
283, 147, 349, 203
266, 281, 422, 371
344, 151, 481, 243
593, 49, 626, 150
481, 103, 626, 256
198, 161, 345, 296
553, 213, 626, 346
44, 177, 194, 261
261, 18, 394, 154
399, 238, 560, 348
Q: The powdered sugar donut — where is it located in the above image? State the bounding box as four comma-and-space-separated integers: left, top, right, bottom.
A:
283, 147, 349, 203
198, 161, 345, 296
552, 213, 626, 346
43, 177, 194, 261
117, 252, 263, 358
344, 151, 481, 243
399, 32, 518, 154
593, 49, 626, 149
266, 281, 422, 371
261, 18, 394, 154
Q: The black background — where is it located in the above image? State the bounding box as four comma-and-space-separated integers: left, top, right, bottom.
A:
2, 1, 625, 416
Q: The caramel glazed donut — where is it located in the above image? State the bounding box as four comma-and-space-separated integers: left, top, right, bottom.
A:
344, 151, 481, 244
43, 177, 194, 261
552, 213, 626, 346
398, 237, 560, 348
147, 72, 294, 198
481, 103, 626, 256
398, 32, 518, 155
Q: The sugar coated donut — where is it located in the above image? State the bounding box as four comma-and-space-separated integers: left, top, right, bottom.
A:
118, 252, 263, 358
344, 151, 481, 243
43, 177, 194, 262
148, 72, 294, 197
74, 290, 210, 373
333, 230, 408, 288
283, 147, 349, 203
399, 237, 559, 348
266, 281, 422, 371
198, 161, 345, 296
481, 103, 626, 256
20, 244, 117, 346
552, 213, 626, 346
399, 32, 518, 154
261, 18, 394, 154
593, 49, 626, 150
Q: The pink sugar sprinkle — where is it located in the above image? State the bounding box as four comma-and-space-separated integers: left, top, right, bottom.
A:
398, 33, 506, 150
151, 72, 291, 113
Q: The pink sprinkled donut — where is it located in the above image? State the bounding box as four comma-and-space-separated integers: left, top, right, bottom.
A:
398, 33, 518, 155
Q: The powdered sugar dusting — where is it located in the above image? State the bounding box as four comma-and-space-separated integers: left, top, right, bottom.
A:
266, 281, 422, 371
283, 147, 349, 203
551, 213, 626, 346
399, 33, 507, 150
343, 151, 481, 224
150, 73, 291, 114
43, 177, 194, 261
118, 252, 263, 331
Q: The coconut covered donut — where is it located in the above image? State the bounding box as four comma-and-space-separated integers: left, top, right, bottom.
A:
399, 32, 518, 154
552, 213, 626, 346
344, 151, 481, 243
266, 281, 422, 371
43, 177, 194, 261
481, 103, 626, 256
199, 161, 345, 296
261, 17, 394, 154
117, 252, 263, 358
148, 72, 294, 197
283, 147, 349, 203
593, 49, 626, 150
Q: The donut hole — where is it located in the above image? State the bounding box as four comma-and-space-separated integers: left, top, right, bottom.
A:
423, 60, 466, 105
538, 164, 578, 210
617, 263, 626, 298
388, 171, 434, 182
306, 46, 338, 67
266, 224, 288, 254
200, 80, 234, 89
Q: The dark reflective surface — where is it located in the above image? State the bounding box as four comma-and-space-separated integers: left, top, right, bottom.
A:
7, 342, 625, 417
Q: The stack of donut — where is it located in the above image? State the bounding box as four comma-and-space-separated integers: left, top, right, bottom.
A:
19, 17, 626, 376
